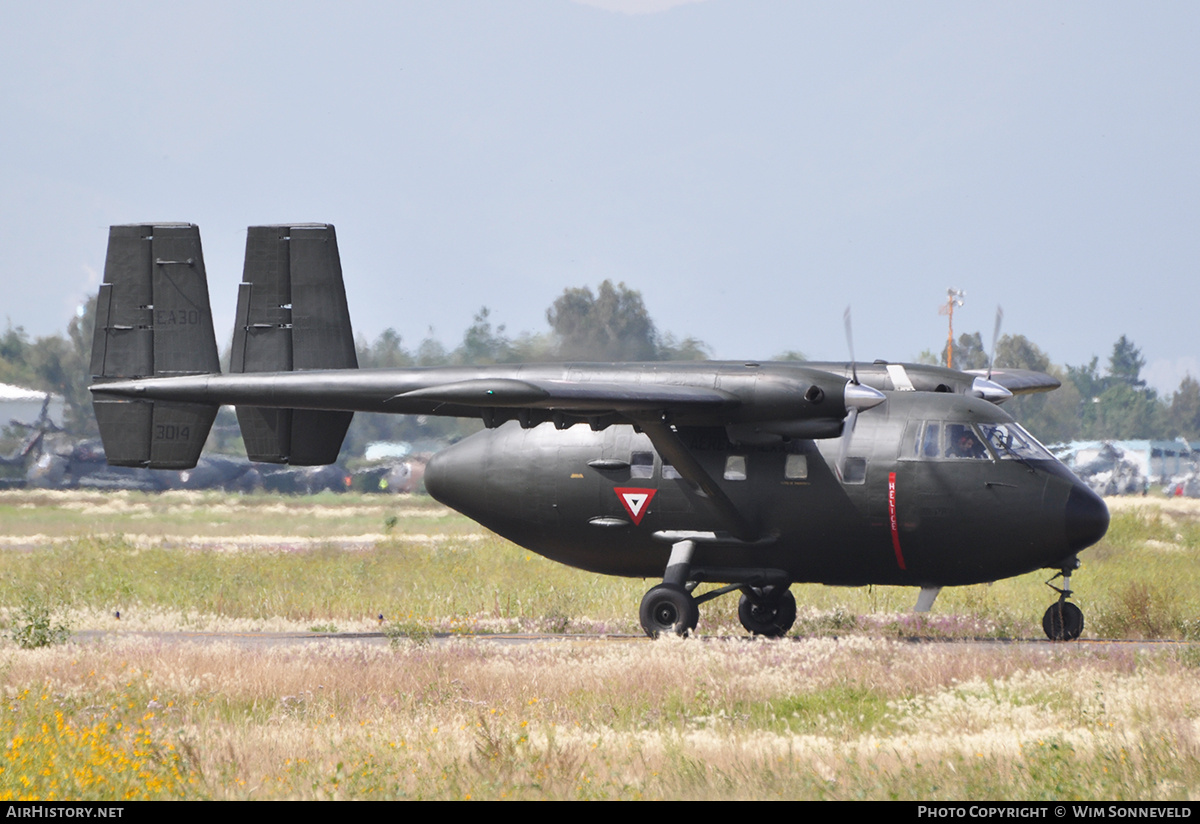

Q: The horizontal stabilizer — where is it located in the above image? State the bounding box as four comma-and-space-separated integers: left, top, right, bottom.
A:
93, 399, 216, 469
239, 407, 353, 465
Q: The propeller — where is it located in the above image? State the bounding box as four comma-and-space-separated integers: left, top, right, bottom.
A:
835, 407, 858, 482
970, 305, 1013, 403
843, 305, 858, 387
987, 306, 1004, 381
836, 307, 884, 481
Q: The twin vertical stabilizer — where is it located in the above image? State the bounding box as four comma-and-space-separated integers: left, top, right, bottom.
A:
230, 224, 356, 465
91, 224, 221, 468
90, 223, 357, 469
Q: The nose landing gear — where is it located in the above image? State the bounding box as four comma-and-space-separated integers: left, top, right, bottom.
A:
1042, 561, 1083, 641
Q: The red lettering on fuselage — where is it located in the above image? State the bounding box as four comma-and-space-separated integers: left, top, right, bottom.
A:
888, 471, 906, 570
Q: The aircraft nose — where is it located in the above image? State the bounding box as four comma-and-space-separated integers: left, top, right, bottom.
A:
423, 436, 487, 512
1065, 483, 1109, 551
424, 447, 461, 507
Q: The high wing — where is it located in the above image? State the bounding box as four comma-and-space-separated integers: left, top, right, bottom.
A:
89, 224, 884, 473
806, 360, 1060, 403
963, 367, 1061, 396
93, 362, 879, 453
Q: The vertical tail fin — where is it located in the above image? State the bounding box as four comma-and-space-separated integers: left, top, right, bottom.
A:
90, 224, 220, 468
231, 224, 356, 465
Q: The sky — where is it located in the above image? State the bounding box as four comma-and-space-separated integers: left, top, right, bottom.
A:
2, 1, 1197, 394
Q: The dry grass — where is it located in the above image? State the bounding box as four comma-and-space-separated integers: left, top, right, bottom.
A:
2, 635, 1197, 800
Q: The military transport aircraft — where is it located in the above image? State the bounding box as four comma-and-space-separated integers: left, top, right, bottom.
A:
88, 224, 1109, 641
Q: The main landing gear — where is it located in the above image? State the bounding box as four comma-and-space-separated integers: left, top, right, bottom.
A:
736, 586, 797, 637
1042, 559, 1084, 641
638, 581, 798, 638
637, 539, 797, 639
639, 584, 699, 638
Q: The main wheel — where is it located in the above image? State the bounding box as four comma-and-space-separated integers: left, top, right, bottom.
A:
738, 586, 797, 637
639, 584, 699, 638
1042, 601, 1084, 641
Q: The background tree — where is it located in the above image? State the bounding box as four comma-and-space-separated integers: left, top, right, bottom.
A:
1167, 375, 1200, 439
25, 298, 96, 436
1064, 337, 1161, 440
362, 328, 412, 369
1091, 382, 1161, 439
995, 334, 1051, 375
991, 334, 1075, 443
658, 333, 710, 362
547, 281, 658, 361
454, 307, 512, 365
941, 331, 988, 370
1108, 334, 1146, 387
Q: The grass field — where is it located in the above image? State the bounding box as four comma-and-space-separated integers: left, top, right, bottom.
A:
0, 490, 1197, 800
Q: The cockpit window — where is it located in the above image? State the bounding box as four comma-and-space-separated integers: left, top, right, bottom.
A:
904, 421, 993, 461
945, 423, 989, 459
920, 423, 940, 458
977, 423, 1054, 461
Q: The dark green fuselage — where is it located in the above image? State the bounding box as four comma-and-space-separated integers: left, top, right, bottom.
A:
425, 391, 1106, 588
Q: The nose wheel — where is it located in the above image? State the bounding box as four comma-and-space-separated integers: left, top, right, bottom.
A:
1043, 600, 1084, 641
1042, 565, 1083, 641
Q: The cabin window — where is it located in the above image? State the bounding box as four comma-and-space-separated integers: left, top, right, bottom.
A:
784, 454, 808, 480
842, 457, 867, 484
900, 420, 922, 458
724, 455, 747, 481
631, 451, 654, 478
662, 462, 682, 480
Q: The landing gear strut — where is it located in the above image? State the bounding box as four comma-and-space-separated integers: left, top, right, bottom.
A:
1042, 561, 1083, 641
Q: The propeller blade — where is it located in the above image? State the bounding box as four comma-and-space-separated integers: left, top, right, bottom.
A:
835, 375, 884, 481
836, 407, 859, 482
843, 306, 858, 385
987, 306, 1004, 380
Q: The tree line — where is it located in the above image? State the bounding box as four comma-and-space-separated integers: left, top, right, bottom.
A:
2, 282, 1197, 453
936, 331, 1199, 443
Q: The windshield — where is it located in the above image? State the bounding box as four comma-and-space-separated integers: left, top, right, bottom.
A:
976, 422, 1054, 461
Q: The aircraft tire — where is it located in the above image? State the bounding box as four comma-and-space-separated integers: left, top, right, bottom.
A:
639, 584, 698, 639
1042, 601, 1084, 641
738, 586, 797, 638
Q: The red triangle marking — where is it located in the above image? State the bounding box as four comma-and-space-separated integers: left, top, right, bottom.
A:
614, 487, 657, 525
